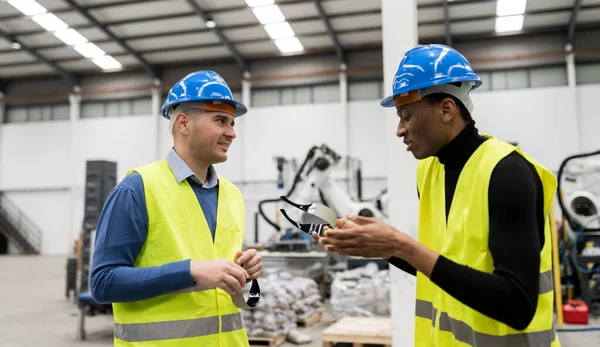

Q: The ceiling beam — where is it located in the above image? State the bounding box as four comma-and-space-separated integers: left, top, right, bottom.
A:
11, 3, 600, 40
0, 26, 380, 63
0, 28, 78, 86
63, 0, 158, 79
0, 0, 310, 21
313, 0, 345, 65
184, 0, 248, 73
420, 5, 600, 26
443, 0, 452, 46
568, 0, 583, 45
0, 0, 167, 21
418, 0, 494, 10
10, 9, 382, 37
5, 22, 600, 64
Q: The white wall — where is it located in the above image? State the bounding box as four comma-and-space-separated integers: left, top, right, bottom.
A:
1, 84, 599, 254
471, 86, 581, 173
578, 84, 600, 153
0, 121, 71, 190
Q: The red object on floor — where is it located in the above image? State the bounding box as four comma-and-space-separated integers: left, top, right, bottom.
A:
563, 300, 589, 325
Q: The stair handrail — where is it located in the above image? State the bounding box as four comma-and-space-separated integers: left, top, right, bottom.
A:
0, 192, 42, 253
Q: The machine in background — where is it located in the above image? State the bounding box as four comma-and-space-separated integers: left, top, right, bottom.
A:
254, 145, 389, 298
257, 144, 388, 252
65, 160, 117, 340
556, 150, 600, 315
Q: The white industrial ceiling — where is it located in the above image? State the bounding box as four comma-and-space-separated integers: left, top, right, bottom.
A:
0, 0, 598, 82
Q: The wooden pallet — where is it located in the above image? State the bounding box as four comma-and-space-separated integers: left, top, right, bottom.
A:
297, 312, 322, 328
248, 335, 286, 347
322, 316, 392, 347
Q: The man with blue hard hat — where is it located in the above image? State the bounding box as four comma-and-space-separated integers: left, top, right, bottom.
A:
90, 70, 262, 347
316, 45, 561, 346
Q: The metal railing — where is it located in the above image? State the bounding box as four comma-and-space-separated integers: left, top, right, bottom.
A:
0, 192, 42, 253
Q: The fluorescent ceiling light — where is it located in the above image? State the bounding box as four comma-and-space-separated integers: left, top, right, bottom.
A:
205, 19, 216, 28
92, 55, 123, 71
31, 13, 68, 32
53, 29, 88, 46
264, 22, 295, 39
252, 5, 285, 24
495, 15, 524, 33
274, 37, 304, 53
496, 0, 527, 16
73, 42, 106, 58
245, 0, 274, 7
7, 0, 47, 16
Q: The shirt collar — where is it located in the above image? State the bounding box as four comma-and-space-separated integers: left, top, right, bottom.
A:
166, 148, 219, 188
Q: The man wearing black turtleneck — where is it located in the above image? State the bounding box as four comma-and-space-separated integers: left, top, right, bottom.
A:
386, 118, 545, 330
318, 99, 545, 330
315, 44, 559, 346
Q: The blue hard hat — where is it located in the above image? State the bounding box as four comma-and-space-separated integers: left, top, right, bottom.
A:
161, 70, 247, 119
381, 44, 482, 108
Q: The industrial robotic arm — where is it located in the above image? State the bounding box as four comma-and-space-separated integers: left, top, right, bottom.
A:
285, 144, 386, 223
558, 151, 600, 234
259, 144, 387, 242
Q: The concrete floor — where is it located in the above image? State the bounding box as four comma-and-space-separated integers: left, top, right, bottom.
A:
1, 255, 599, 347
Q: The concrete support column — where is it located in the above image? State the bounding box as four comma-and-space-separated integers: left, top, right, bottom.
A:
69, 89, 81, 121
339, 65, 351, 192
381, 0, 419, 345
565, 44, 581, 151
240, 74, 252, 180
68, 88, 82, 240
0, 91, 5, 124
151, 80, 163, 160
0, 92, 5, 188
242, 72, 252, 108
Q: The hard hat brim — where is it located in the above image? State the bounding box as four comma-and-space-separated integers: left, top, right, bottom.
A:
161, 98, 248, 119
380, 78, 483, 108
380, 95, 395, 108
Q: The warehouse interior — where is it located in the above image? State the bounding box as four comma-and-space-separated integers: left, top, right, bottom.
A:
2, 0, 600, 346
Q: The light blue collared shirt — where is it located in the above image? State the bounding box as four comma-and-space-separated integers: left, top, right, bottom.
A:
89, 149, 220, 303
166, 147, 219, 189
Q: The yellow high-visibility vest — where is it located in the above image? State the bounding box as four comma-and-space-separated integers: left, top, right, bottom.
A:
415, 136, 561, 347
111, 159, 249, 347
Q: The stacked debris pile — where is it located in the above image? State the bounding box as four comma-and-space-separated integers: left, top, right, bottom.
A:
330, 262, 391, 320
243, 270, 324, 338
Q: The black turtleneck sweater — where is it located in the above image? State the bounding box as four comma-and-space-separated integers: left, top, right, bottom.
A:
387, 121, 545, 331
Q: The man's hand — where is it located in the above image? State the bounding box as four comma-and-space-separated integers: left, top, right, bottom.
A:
235, 249, 263, 280
318, 214, 410, 259
190, 260, 248, 295
312, 216, 357, 243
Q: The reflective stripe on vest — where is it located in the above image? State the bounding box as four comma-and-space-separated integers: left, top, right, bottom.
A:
114, 312, 245, 342
176, 283, 212, 293
415, 300, 557, 346
538, 269, 554, 294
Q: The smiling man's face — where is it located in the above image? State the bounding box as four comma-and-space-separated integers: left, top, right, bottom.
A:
186, 108, 237, 164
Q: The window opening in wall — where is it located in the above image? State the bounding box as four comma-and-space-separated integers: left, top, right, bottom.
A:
472, 64, 568, 92
80, 97, 152, 118
250, 82, 339, 107
5, 102, 70, 123
348, 79, 384, 101
575, 62, 600, 85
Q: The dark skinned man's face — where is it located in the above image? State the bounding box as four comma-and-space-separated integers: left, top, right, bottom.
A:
396, 99, 448, 160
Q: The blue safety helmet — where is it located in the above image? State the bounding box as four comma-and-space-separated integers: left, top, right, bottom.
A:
160, 70, 247, 119
381, 44, 482, 108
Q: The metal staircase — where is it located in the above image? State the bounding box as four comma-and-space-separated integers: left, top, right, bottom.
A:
0, 192, 42, 254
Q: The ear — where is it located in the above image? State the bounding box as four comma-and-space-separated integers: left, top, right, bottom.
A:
174, 113, 192, 135
439, 97, 457, 124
